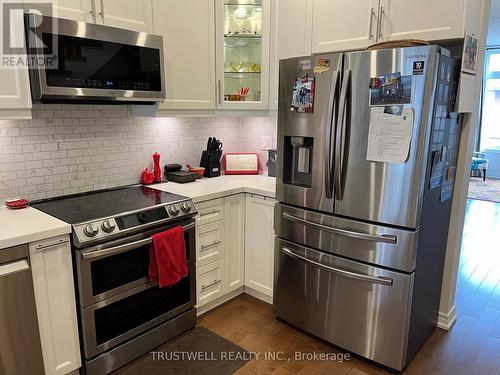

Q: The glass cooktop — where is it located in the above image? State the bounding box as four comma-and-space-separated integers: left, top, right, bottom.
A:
32, 185, 188, 224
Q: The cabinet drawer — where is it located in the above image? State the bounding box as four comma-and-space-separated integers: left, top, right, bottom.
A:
196, 221, 225, 267
196, 260, 225, 307
196, 198, 224, 226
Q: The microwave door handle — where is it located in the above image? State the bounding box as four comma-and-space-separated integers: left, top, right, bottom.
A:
282, 247, 393, 286
81, 222, 195, 260
335, 69, 351, 200
324, 70, 340, 199
282, 212, 397, 244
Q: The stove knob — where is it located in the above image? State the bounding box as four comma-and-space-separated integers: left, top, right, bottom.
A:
84, 224, 98, 237
181, 202, 191, 213
101, 219, 116, 233
169, 204, 180, 216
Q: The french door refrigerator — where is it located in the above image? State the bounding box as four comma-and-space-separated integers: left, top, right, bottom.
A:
274, 45, 461, 371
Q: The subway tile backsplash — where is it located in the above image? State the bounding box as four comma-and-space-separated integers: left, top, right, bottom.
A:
0, 104, 277, 203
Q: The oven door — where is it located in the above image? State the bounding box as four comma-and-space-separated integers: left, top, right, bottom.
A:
76, 220, 195, 306
25, 13, 165, 103
77, 219, 196, 358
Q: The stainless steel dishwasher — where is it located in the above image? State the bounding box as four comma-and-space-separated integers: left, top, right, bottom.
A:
0, 244, 45, 375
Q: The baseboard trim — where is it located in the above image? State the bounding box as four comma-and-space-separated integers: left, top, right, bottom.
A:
437, 305, 457, 331
244, 286, 273, 305
196, 287, 244, 316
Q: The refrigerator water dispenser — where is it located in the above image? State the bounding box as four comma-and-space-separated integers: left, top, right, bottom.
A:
283, 136, 313, 188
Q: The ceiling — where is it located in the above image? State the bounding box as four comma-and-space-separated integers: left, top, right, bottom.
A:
487, 0, 500, 46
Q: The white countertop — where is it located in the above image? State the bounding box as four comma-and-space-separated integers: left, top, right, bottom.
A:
0, 206, 71, 249
0, 175, 274, 249
152, 175, 276, 203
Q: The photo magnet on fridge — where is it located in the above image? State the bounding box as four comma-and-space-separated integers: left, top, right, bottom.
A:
412, 61, 425, 75
369, 72, 412, 106
290, 74, 315, 113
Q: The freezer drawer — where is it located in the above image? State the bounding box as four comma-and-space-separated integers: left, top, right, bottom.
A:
274, 238, 414, 371
275, 203, 418, 272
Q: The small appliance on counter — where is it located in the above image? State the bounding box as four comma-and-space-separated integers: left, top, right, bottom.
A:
200, 137, 223, 178
140, 169, 154, 184
266, 149, 277, 177
224, 153, 259, 175
164, 164, 198, 184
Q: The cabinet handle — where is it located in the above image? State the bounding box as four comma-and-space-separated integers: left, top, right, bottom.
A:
199, 209, 220, 217
369, 8, 375, 40
378, 6, 385, 40
99, 0, 105, 18
201, 279, 221, 291
217, 80, 222, 105
201, 240, 221, 250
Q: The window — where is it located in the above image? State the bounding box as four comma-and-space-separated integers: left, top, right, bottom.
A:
481, 50, 500, 150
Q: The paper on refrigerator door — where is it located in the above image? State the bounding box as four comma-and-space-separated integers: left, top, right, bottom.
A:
366, 107, 414, 163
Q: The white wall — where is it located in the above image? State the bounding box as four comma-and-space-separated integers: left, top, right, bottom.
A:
0, 105, 277, 203
438, 0, 492, 329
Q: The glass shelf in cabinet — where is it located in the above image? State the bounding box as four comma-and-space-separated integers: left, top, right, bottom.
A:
224, 0, 262, 7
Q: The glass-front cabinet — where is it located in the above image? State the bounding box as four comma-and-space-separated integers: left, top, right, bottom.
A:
216, 0, 270, 110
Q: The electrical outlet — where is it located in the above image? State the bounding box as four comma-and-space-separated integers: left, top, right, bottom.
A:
261, 135, 272, 150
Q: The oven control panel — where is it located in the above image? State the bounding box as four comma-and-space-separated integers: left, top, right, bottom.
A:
73, 199, 197, 248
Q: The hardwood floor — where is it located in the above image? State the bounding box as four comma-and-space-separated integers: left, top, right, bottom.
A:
199, 199, 500, 374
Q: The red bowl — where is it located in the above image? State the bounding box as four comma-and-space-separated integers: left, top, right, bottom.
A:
5, 199, 30, 209
187, 166, 205, 178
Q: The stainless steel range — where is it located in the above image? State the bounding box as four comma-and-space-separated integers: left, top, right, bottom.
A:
32, 185, 197, 375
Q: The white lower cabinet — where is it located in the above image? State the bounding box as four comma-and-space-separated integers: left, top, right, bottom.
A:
196, 220, 225, 267
245, 194, 275, 298
224, 194, 245, 292
195, 192, 274, 311
197, 259, 225, 306
29, 235, 81, 375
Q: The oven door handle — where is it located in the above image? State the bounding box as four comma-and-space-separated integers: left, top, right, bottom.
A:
81, 222, 195, 260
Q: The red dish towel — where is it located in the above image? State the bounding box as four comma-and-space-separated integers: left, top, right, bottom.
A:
149, 226, 188, 288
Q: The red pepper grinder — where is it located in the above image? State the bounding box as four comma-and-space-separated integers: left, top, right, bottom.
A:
153, 152, 162, 183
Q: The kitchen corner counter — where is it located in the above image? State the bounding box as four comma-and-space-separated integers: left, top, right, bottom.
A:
0, 206, 71, 249
152, 175, 276, 203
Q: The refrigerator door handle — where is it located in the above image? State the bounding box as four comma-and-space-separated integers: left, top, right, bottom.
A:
282, 247, 394, 286
324, 70, 340, 199
335, 69, 351, 200
282, 212, 398, 244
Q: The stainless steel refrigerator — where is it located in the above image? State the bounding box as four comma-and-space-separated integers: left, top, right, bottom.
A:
274, 45, 461, 371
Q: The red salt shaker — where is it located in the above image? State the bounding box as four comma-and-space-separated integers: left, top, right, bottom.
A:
153, 152, 162, 183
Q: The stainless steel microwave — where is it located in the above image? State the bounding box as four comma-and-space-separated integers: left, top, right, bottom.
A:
25, 14, 165, 103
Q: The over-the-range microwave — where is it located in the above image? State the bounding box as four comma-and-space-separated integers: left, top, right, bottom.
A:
25, 13, 165, 104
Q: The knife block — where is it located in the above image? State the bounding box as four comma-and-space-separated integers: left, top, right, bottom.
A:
200, 150, 222, 178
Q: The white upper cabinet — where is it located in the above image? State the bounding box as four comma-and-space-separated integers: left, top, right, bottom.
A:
269, 0, 313, 109
216, 0, 271, 110
96, 0, 153, 32
153, 0, 215, 111
312, 0, 380, 53
311, 0, 480, 54
50, 0, 94, 22
0, 0, 32, 118
378, 0, 465, 42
